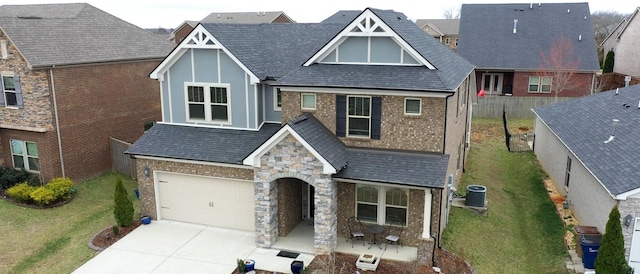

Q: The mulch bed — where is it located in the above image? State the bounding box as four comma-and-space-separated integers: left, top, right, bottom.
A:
89, 220, 143, 251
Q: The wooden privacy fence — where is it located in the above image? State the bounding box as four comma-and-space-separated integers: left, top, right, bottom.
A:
473, 96, 573, 119
110, 137, 137, 179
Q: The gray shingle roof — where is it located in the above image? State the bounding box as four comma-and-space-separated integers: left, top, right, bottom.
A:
415, 19, 460, 35
125, 123, 280, 165
335, 148, 449, 188
203, 7, 473, 92
458, 3, 600, 71
201, 11, 291, 24
0, 3, 174, 68
287, 113, 348, 171
321, 10, 360, 24
533, 85, 640, 196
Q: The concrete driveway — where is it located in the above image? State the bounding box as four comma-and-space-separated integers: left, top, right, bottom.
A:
73, 220, 314, 274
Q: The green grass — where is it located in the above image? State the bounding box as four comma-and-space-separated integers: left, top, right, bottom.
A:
441, 118, 567, 273
0, 172, 139, 274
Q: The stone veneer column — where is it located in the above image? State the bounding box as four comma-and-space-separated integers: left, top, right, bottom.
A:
253, 135, 337, 253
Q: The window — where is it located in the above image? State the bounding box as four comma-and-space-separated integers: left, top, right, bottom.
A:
2, 75, 17, 107
404, 98, 421, 115
301, 93, 316, 110
274, 88, 282, 110
565, 157, 572, 188
347, 96, 371, 137
10, 139, 39, 172
356, 184, 408, 225
185, 83, 230, 123
1, 40, 7, 59
529, 76, 552, 93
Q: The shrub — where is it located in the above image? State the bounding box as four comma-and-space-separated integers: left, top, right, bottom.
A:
595, 206, 632, 274
6, 183, 36, 202
0, 167, 40, 189
114, 178, 134, 227
603, 50, 615, 73
30, 187, 56, 206
46, 177, 74, 200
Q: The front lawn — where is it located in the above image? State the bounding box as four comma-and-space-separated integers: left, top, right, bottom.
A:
0, 172, 139, 273
441, 118, 568, 273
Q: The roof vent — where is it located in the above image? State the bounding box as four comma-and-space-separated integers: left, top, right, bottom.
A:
17, 16, 42, 19
615, 88, 619, 95
513, 19, 518, 33
567, 9, 570, 13
604, 119, 619, 144
530, 3, 533, 9
579, 35, 582, 41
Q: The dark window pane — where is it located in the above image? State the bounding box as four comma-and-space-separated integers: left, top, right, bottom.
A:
13, 155, 24, 169
211, 105, 228, 121
357, 203, 377, 223
385, 207, 407, 225
26, 142, 38, 157
189, 104, 205, 119
210, 87, 227, 104
5, 92, 17, 106
405, 99, 420, 114
28, 158, 40, 171
2, 76, 15, 90
188, 86, 204, 102
348, 117, 369, 136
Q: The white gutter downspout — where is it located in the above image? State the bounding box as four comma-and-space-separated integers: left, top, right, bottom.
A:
50, 67, 65, 178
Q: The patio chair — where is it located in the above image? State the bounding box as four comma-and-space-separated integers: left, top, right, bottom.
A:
384, 219, 404, 252
347, 216, 366, 247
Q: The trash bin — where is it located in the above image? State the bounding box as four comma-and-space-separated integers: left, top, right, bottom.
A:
574, 226, 601, 258
580, 234, 602, 269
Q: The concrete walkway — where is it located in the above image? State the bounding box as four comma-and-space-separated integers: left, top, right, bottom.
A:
74, 220, 314, 274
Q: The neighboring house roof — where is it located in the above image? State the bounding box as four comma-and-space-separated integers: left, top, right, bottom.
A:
335, 148, 449, 188
0, 3, 174, 68
321, 10, 361, 24
599, 17, 628, 48
533, 85, 640, 197
458, 3, 600, 71
169, 20, 199, 41
125, 123, 281, 165
615, 7, 640, 40
201, 11, 293, 24
415, 19, 460, 36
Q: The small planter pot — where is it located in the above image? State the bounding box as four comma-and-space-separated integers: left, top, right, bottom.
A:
291, 260, 304, 274
244, 259, 255, 272
141, 216, 152, 225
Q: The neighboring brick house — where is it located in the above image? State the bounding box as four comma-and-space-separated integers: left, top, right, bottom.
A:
0, 3, 173, 183
169, 11, 295, 44
532, 84, 640, 271
126, 8, 475, 265
458, 3, 600, 97
415, 19, 460, 51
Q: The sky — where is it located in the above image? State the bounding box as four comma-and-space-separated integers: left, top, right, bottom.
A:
2, 0, 637, 29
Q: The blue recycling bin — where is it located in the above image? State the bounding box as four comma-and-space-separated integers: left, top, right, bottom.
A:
580, 234, 602, 269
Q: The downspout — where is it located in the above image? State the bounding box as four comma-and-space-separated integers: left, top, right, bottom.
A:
590, 72, 596, 95
442, 93, 454, 153
432, 187, 444, 266
50, 67, 65, 178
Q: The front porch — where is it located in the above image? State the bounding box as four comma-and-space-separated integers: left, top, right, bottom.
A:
272, 221, 418, 262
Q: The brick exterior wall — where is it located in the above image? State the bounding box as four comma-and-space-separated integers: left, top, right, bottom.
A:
281, 91, 447, 152
172, 25, 194, 44
271, 14, 293, 23
277, 177, 303, 236
135, 158, 254, 219
511, 71, 594, 97
0, 129, 60, 184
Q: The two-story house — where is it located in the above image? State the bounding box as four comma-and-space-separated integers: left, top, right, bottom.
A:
126, 8, 475, 264
0, 3, 173, 183
169, 11, 295, 44
458, 3, 600, 97
415, 19, 460, 51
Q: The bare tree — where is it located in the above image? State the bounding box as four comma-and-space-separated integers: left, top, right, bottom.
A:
537, 36, 581, 101
442, 6, 460, 19
592, 10, 628, 45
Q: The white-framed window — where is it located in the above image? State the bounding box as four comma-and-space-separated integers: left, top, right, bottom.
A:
347, 96, 371, 137
301, 93, 316, 110
565, 157, 572, 188
1, 74, 17, 107
528, 76, 552, 93
1, 40, 7, 59
356, 184, 408, 225
11, 139, 39, 172
185, 83, 230, 123
274, 88, 282, 111
404, 98, 421, 115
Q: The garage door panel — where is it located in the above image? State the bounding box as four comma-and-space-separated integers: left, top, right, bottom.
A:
156, 172, 255, 231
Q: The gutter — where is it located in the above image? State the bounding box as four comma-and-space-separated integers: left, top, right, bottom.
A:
50, 67, 66, 178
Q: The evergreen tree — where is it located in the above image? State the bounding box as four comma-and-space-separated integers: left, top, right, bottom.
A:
594, 206, 631, 273
114, 178, 134, 227
603, 50, 615, 73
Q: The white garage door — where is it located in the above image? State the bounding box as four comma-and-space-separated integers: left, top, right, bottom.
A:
156, 172, 255, 231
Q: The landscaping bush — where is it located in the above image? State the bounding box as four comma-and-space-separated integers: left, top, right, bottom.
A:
30, 187, 56, 206
0, 166, 40, 189
595, 206, 632, 274
47, 177, 75, 200
114, 178, 134, 227
6, 183, 36, 202
603, 50, 615, 73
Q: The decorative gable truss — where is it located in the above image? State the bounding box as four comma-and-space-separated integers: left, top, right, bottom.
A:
305, 9, 435, 69
150, 25, 259, 83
